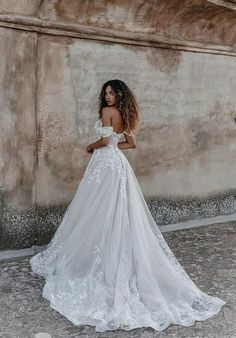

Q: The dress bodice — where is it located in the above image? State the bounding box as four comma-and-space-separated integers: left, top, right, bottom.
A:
94, 119, 123, 148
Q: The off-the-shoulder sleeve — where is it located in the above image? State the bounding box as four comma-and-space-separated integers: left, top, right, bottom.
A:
94, 120, 113, 138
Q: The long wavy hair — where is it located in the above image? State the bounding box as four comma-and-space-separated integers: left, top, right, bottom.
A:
98, 79, 140, 135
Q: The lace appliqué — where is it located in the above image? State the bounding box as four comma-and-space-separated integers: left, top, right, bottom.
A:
83, 119, 127, 190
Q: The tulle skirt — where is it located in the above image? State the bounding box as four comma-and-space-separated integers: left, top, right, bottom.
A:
30, 146, 225, 332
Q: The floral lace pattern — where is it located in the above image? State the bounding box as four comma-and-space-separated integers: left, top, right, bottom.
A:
30, 119, 225, 332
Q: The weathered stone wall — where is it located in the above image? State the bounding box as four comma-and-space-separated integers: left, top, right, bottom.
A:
0, 0, 236, 249
35, 35, 236, 200
0, 27, 37, 208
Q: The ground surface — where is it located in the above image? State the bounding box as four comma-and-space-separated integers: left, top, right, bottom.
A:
0, 222, 235, 338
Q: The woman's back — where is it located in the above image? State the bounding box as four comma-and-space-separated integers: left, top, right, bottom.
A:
104, 106, 125, 134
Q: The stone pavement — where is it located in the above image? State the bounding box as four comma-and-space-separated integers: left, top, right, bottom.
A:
0, 222, 235, 338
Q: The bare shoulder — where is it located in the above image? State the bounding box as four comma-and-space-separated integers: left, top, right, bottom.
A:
101, 107, 114, 126
101, 106, 118, 123
101, 106, 117, 115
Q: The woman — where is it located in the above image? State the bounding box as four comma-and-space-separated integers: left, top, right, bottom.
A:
30, 79, 225, 332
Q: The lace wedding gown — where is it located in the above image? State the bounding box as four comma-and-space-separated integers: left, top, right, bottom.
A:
30, 119, 225, 332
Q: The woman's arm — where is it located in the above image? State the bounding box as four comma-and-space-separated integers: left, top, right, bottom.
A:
88, 137, 109, 151
118, 133, 136, 150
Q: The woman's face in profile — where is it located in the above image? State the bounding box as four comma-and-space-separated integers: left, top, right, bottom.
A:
105, 85, 116, 107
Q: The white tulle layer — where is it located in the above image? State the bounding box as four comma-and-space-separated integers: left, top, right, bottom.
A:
30, 128, 225, 332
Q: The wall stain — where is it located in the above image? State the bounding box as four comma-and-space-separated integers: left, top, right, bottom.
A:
146, 47, 182, 73
38, 0, 236, 47
134, 114, 236, 177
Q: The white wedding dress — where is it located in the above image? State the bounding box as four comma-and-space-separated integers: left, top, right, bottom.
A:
30, 119, 225, 332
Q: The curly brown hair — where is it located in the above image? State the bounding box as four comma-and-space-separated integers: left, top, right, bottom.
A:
98, 79, 140, 135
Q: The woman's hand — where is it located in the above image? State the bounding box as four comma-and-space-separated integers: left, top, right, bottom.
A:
86, 144, 94, 153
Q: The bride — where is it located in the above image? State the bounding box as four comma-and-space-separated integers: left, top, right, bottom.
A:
30, 79, 225, 332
